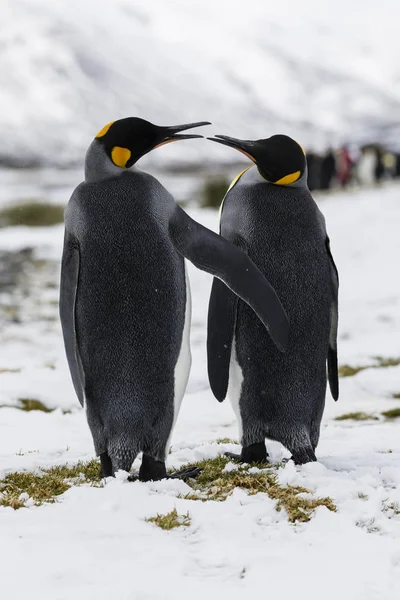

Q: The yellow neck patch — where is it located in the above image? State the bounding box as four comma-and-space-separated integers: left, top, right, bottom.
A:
111, 146, 131, 168
218, 165, 252, 220
227, 165, 252, 192
95, 121, 115, 138
274, 170, 301, 186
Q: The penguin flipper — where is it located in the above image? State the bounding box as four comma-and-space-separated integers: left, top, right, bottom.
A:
169, 205, 289, 353
326, 236, 339, 401
207, 277, 238, 401
59, 230, 85, 407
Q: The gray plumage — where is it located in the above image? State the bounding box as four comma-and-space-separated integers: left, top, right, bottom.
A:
60, 123, 290, 479
62, 165, 187, 471
207, 165, 339, 463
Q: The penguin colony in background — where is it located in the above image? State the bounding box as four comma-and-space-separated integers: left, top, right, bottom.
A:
60, 117, 338, 481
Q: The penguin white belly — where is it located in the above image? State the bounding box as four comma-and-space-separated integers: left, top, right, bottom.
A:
172, 262, 192, 429
227, 336, 244, 439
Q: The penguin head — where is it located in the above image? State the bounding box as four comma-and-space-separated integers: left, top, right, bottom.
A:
208, 133, 307, 186
91, 117, 211, 170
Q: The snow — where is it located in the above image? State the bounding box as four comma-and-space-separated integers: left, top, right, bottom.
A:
1, 0, 400, 166
1, 179, 400, 598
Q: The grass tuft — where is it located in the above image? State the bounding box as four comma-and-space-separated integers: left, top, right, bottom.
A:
177, 456, 336, 522
215, 438, 237, 444
0, 202, 64, 228
384, 502, 400, 516
146, 508, 191, 530
18, 398, 53, 413
201, 177, 230, 208
0, 460, 102, 509
335, 412, 379, 422
338, 357, 400, 378
338, 365, 366, 377
0, 368, 21, 374
374, 357, 400, 368
381, 408, 400, 420
392, 393, 400, 399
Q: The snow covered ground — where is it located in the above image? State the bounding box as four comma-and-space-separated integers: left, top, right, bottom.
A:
1, 178, 400, 599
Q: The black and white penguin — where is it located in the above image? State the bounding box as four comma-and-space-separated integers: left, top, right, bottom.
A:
207, 133, 339, 465
60, 118, 289, 481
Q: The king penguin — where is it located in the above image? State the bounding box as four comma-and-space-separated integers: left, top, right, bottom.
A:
207, 133, 339, 465
60, 118, 290, 481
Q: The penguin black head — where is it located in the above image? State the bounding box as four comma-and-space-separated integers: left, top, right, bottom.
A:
208, 133, 307, 186
94, 117, 211, 169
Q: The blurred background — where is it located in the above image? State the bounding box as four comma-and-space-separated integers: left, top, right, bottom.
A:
0, 0, 400, 368
0, 0, 400, 208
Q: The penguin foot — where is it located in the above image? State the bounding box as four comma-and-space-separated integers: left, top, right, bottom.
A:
137, 455, 201, 482
127, 465, 201, 482
139, 455, 168, 482
225, 442, 268, 465
290, 447, 317, 465
100, 451, 113, 478
168, 467, 202, 481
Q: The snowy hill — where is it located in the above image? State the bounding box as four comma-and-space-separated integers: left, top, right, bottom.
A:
1, 0, 400, 167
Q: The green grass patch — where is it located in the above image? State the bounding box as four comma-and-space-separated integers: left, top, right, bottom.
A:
177, 456, 336, 523
335, 412, 379, 422
384, 502, 400, 516
381, 408, 400, 420
0, 202, 64, 228
146, 508, 191, 530
392, 393, 400, 399
338, 365, 367, 377
375, 357, 400, 368
215, 438, 237, 444
0, 399, 71, 414
200, 177, 230, 208
18, 398, 53, 413
338, 357, 400, 378
0, 460, 102, 509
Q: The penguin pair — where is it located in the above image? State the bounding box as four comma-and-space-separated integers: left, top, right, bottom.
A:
60, 118, 290, 482
207, 133, 339, 465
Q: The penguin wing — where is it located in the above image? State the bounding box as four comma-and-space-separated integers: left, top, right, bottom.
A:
169, 205, 289, 353
59, 229, 85, 407
326, 236, 339, 401
207, 277, 238, 401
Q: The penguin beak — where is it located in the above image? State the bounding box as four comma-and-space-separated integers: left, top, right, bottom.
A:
154, 121, 211, 148
207, 135, 258, 162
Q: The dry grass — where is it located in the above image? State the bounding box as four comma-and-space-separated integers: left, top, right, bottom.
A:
0, 460, 102, 509
338, 365, 367, 377
177, 456, 336, 523
0, 202, 64, 228
18, 398, 53, 412
381, 408, 400, 420
339, 357, 400, 378
146, 508, 191, 530
375, 357, 400, 368
335, 412, 379, 422
201, 177, 230, 208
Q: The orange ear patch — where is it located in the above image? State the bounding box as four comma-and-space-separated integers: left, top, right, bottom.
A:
111, 146, 131, 168
274, 171, 301, 186
95, 121, 115, 138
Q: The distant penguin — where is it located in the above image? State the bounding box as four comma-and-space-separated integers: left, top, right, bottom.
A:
60, 118, 289, 481
207, 133, 339, 465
